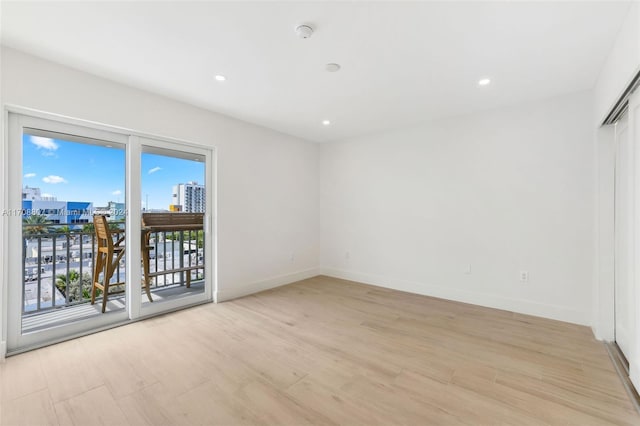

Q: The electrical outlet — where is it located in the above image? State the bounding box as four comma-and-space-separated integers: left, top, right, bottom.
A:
290, 252, 295, 262
345, 251, 350, 260
464, 264, 472, 275
520, 271, 529, 282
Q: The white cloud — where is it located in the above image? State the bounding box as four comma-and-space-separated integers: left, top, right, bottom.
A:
42, 175, 67, 184
24, 173, 36, 178
148, 166, 162, 174
30, 136, 59, 151
112, 190, 122, 196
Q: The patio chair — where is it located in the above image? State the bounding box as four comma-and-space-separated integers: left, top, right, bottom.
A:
91, 214, 126, 313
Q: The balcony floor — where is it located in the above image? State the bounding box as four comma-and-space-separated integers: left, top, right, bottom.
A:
22, 280, 205, 334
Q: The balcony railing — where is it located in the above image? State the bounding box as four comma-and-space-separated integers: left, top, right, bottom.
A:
22, 221, 205, 315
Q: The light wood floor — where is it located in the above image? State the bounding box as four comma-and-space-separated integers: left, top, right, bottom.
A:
1, 275, 638, 425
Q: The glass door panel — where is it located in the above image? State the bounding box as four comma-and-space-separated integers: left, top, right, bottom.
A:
139, 140, 211, 313
7, 114, 129, 352
21, 130, 127, 330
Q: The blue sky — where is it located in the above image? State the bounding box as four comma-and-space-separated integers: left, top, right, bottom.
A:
23, 133, 204, 210
141, 152, 204, 210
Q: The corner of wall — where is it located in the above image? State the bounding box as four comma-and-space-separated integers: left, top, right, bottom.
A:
216, 268, 320, 302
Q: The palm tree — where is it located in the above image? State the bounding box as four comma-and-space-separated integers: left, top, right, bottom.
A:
56, 270, 79, 292
55, 270, 93, 301
23, 214, 55, 237
23, 215, 55, 271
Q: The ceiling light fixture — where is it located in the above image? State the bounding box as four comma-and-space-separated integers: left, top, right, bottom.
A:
326, 63, 341, 72
322, 120, 331, 126
295, 24, 314, 39
478, 78, 491, 86
215, 75, 226, 82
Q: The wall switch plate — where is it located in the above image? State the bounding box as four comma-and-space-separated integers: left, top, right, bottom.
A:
520, 271, 529, 282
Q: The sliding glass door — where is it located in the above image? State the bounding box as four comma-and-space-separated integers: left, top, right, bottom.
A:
6, 112, 215, 353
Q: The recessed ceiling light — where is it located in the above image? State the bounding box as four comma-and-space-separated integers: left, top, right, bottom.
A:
322, 120, 331, 126
326, 63, 341, 72
215, 75, 226, 82
478, 78, 491, 86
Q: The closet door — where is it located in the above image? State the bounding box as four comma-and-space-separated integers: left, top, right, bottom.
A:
614, 112, 632, 360
629, 89, 640, 388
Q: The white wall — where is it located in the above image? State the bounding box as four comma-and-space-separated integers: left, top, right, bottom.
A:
0, 46, 320, 307
320, 91, 595, 325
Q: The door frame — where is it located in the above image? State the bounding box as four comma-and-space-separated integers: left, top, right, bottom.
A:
1, 105, 217, 356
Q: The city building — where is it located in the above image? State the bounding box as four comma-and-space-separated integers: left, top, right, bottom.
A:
22, 187, 93, 226
22, 200, 94, 226
107, 201, 126, 221
93, 201, 125, 221
22, 185, 56, 201
172, 181, 205, 213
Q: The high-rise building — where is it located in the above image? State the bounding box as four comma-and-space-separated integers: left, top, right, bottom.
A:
172, 181, 205, 213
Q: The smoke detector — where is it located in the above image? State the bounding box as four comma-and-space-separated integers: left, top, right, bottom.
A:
295, 24, 314, 39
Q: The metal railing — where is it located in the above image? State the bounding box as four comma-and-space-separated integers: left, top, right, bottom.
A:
145, 228, 205, 288
22, 221, 205, 315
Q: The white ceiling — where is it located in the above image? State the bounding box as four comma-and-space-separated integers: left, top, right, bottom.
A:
1, 1, 632, 142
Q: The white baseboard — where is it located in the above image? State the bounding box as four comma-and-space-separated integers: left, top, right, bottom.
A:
216, 268, 320, 302
591, 326, 601, 341
591, 325, 615, 342
320, 267, 590, 326
631, 361, 640, 391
